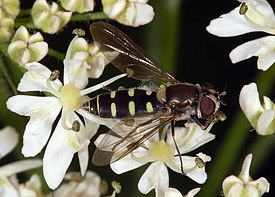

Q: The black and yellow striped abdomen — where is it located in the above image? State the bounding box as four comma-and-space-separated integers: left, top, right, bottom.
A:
85, 88, 161, 118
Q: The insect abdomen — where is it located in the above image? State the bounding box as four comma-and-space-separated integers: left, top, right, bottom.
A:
86, 88, 160, 118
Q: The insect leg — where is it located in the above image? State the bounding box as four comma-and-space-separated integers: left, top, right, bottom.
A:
171, 121, 186, 175
190, 115, 207, 130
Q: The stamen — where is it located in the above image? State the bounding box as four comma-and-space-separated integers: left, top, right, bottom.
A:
46, 78, 60, 97
72, 28, 85, 36
195, 156, 205, 168
80, 74, 126, 96
72, 120, 80, 132
49, 70, 60, 81
239, 3, 248, 15
111, 181, 122, 194
61, 111, 73, 130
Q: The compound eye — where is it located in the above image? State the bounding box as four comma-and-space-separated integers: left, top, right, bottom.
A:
200, 96, 216, 119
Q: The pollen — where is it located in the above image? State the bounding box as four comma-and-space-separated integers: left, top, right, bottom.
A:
60, 84, 81, 111
149, 140, 174, 162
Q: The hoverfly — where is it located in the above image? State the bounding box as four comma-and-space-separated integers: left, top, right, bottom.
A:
83, 22, 226, 168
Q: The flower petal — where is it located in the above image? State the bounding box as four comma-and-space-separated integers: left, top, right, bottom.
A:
138, 161, 169, 196
239, 83, 264, 127
18, 62, 63, 92
0, 126, 18, 159
7, 95, 62, 156
64, 36, 88, 90
0, 176, 19, 197
230, 36, 275, 71
167, 153, 210, 184
165, 188, 182, 197
120, 2, 154, 27
110, 152, 147, 174
43, 111, 84, 189
166, 123, 215, 154
207, 7, 258, 37
78, 139, 90, 176
249, 177, 270, 195
244, 0, 275, 34
256, 110, 274, 135
0, 160, 42, 176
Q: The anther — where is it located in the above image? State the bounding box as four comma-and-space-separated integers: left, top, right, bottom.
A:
72, 28, 85, 36
239, 3, 248, 15
49, 70, 60, 81
111, 180, 122, 194
72, 120, 80, 132
195, 156, 205, 168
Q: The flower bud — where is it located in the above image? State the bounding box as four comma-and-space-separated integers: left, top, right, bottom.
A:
8, 26, 48, 66
31, 0, 72, 34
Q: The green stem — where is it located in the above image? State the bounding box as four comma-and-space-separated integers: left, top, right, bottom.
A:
70, 11, 107, 21
48, 48, 65, 61
145, 1, 181, 75
14, 12, 107, 29
0, 56, 17, 95
18, 9, 32, 17
14, 20, 37, 29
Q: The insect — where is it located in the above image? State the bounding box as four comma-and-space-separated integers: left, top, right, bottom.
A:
83, 22, 226, 168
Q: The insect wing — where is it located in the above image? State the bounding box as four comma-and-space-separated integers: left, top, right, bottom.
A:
92, 115, 175, 166
90, 22, 176, 82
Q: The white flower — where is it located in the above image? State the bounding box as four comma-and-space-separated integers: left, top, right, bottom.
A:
65, 36, 109, 87
60, 0, 94, 13
95, 123, 214, 197
0, 0, 20, 19
31, 0, 72, 34
8, 26, 48, 66
102, 0, 154, 27
206, 0, 275, 71
0, 17, 14, 42
165, 187, 200, 197
239, 82, 275, 135
6, 37, 126, 189
0, 126, 42, 197
222, 154, 269, 197
54, 171, 120, 197
53, 171, 101, 197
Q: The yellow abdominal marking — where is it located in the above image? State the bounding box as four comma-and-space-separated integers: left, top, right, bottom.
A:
146, 102, 154, 113
146, 89, 152, 95
110, 91, 116, 98
60, 84, 81, 111
128, 101, 135, 116
149, 140, 174, 162
111, 102, 117, 117
128, 88, 135, 97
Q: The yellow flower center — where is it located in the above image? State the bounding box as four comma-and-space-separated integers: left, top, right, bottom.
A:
60, 84, 81, 111
149, 140, 174, 162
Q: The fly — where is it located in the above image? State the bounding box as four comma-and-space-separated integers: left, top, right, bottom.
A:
82, 22, 226, 170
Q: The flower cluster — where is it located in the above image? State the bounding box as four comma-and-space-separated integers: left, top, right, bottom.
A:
0, 0, 19, 42
207, 0, 273, 196
207, 0, 275, 71
30, 0, 154, 34
6, 36, 125, 189
0, 126, 42, 196
223, 154, 269, 196
239, 83, 274, 135
101, 123, 215, 196
0, 0, 273, 196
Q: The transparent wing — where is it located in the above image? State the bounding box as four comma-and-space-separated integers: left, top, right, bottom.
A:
92, 115, 175, 166
90, 22, 177, 82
